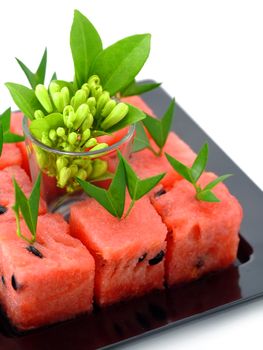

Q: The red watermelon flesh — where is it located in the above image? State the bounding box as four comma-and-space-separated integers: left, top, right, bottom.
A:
70, 195, 167, 306
0, 213, 95, 330
0, 166, 46, 222
10, 111, 30, 175
151, 172, 243, 286
130, 131, 197, 189
0, 143, 22, 170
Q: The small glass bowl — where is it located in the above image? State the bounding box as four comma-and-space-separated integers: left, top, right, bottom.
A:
23, 117, 135, 217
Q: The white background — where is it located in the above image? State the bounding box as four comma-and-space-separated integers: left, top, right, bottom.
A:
0, 1, 262, 349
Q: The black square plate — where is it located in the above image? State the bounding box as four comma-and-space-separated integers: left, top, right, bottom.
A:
0, 85, 262, 350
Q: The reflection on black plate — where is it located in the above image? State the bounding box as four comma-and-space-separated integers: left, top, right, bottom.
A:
0, 84, 262, 350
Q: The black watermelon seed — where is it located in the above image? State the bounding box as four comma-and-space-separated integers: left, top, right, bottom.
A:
11, 275, 18, 291
0, 205, 7, 215
149, 251, 165, 266
154, 189, 166, 198
1, 276, 5, 286
138, 253, 147, 263
195, 257, 205, 269
26, 245, 43, 259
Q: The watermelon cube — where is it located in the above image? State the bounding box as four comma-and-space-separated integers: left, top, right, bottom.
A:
70, 196, 167, 306
10, 111, 30, 175
0, 166, 46, 222
0, 213, 95, 330
130, 132, 196, 189
0, 143, 22, 170
151, 172, 243, 286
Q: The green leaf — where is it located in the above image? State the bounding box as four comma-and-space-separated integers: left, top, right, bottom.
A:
29, 113, 64, 140
51, 72, 57, 81
5, 82, 44, 120
35, 48, 47, 85
105, 104, 146, 133
3, 132, 25, 143
12, 173, 41, 244
70, 10, 103, 87
191, 143, 208, 182
0, 108, 25, 144
121, 81, 161, 97
143, 98, 175, 150
132, 121, 150, 153
91, 34, 151, 95
50, 80, 76, 96
203, 174, 233, 191
16, 48, 47, 89
165, 152, 193, 183
120, 152, 165, 216
196, 190, 220, 202
0, 122, 3, 157
77, 158, 126, 218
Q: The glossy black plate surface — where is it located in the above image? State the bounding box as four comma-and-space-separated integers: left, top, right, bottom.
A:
0, 84, 262, 350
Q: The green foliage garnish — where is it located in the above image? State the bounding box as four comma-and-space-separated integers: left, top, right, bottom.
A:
5, 83, 44, 120
12, 174, 41, 244
0, 108, 25, 156
70, 10, 103, 88
143, 98, 175, 155
77, 152, 164, 218
121, 154, 165, 217
91, 34, 151, 95
77, 154, 126, 218
16, 48, 48, 89
165, 143, 232, 202
121, 81, 161, 97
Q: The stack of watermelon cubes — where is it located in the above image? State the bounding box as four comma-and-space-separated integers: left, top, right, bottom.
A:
0, 96, 243, 331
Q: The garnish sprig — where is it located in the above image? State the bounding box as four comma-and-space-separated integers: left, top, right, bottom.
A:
133, 98, 175, 156
0, 108, 25, 156
77, 152, 164, 218
12, 174, 41, 244
165, 143, 232, 202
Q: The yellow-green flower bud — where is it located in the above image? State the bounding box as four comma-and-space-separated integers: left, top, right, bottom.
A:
96, 91, 110, 118
87, 97, 96, 115
56, 127, 65, 137
35, 147, 48, 168
85, 137, 97, 148
81, 83, 90, 97
73, 104, 90, 130
101, 99, 117, 118
85, 161, 93, 177
52, 92, 64, 112
56, 156, 69, 172
49, 129, 57, 142
82, 129, 91, 143
49, 81, 61, 96
61, 87, 70, 106
63, 105, 76, 128
76, 168, 88, 181
88, 75, 100, 87
35, 84, 53, 113
68, 132, 78, 145
101, 103, 129, 130
91, 85, 103, 100
71, 89, 87, 111
81, 113, 94, 131
89, 143, 108, 158
34, 109, 45, 119
89, 159, 108, 180
58, 167, 71, 188
41, 134, 52, 147
69, 164, 78, 177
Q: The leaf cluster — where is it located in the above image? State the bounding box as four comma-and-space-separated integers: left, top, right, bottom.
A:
77, 152, 164, 218
165, 143, 232, 202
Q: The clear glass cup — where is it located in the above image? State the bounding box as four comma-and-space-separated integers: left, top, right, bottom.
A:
23, 117, 135, 217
